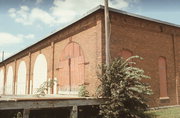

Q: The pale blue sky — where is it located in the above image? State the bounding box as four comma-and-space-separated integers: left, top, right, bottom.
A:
0, 0, 180, 60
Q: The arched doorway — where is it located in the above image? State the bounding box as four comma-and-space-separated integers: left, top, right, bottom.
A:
17, 61, 27, 95
33, 54, 47, 94
59, 42, 85, 93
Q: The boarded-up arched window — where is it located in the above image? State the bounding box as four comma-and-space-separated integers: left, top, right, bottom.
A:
158, 57, 168, 98
0, 69, 4, 94
17, 61, 27, 95
33, 54, 47, 94
59, 42, 85, 93
5, 66, 13, 94
121, 49, 133, 60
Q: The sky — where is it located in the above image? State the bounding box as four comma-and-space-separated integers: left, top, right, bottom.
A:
0, 0, 180, 61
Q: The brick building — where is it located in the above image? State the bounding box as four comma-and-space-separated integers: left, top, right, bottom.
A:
0, 5, 180, 107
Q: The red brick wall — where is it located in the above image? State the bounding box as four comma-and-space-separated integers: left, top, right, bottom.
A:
1, 8, 180, 108
0, 11, 103, 96
53, 12, 103, 95
108, 11, 180, 107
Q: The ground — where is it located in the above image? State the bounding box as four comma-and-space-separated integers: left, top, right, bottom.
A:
146, 106, 180, 118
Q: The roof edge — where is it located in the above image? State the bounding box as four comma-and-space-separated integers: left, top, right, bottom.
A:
0, 5, 104, 65
1, 5, 180, 65
108, 7, 180, 28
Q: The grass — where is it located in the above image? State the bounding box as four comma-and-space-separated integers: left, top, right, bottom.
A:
146, 106, 180, 118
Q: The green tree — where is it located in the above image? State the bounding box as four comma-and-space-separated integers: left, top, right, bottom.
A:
35, 79, 57, 97
98, 56, 153, 118
78, 84, 89, 97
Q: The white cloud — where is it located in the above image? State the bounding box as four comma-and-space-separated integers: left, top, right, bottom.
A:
24, 34, 35, 39
36, 0, 43, 4
8, 0, 139, 26
8, 8, 16, 17
8, 6, 55, 26
30, 8, 55, 25
17, 34, 35, 39
0, 32, 22, 45
8, 6, 32, 25
0, 32, 35, 46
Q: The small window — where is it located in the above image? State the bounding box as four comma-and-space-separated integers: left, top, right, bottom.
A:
158, 57, 168, 98
119, 49, 133, 64
121, 49, 133, 59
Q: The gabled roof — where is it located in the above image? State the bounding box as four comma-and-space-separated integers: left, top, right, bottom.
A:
1, 5, 180, 65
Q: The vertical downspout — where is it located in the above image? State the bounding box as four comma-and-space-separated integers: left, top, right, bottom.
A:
104, 0, 111, 66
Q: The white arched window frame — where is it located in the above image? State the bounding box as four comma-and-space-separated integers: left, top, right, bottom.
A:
17, 61, 27, 95
0, 69, 4, 94
33, 54, 48, 94
5, 66, 14, 94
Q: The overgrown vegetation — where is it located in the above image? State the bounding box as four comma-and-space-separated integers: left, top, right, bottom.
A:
78, 84, 89, 97
35, 79, 57, 97
98, 56, 153, 118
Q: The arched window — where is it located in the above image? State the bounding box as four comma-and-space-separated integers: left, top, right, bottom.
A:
17, 61, 27, 95
121, 49, 133, 59
158, 57, 168, 98
0, 69, 4, 94
5, 66, 13, 94
33, 54, 47, 94
59, 42, 85, 93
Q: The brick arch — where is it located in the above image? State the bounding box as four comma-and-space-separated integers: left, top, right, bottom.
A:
5, 66, 13, 95
17, 61, 27, 95
60, 42, 85, 60
120, 49, 133, 59
58, 42, 85, 93
33, 54, 48, 94
0, 69, 4, 94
